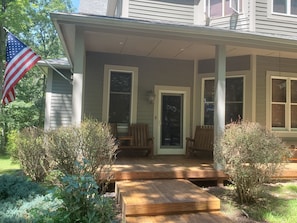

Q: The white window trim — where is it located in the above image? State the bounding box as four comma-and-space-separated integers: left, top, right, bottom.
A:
266, 71, 297, 137
204, 0, 243, 18
201, 74, 245, 125
102, 65, 138, 124
268, 0, 297, 20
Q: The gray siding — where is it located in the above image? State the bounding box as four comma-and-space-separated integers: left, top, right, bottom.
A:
209, 14, 250, 31
255, 0, 297, 38
49, 70, 73, 129
79, 0, 107, 15
256, 56, 297, 127
84, 52, 194, 134
128, 0, 194, 24
198, 55, 251, 74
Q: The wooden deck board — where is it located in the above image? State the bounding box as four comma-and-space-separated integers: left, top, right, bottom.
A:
106, 156, 297, 181
110, 156, 228, 182
116, 179, 220, 217
125, 212, 232, 223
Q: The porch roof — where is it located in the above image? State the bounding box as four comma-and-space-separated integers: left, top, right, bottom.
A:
51, 12, 297, 68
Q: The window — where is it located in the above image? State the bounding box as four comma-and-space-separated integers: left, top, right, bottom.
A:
103, 65, 138, 129
205, 0, 242, 18
273, 0, 297, 16
203, 77, 244, 125
270, 76, 297, 131
109, 71, 132, 123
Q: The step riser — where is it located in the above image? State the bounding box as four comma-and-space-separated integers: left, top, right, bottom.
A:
116, 179, 220, 217
124, 201, 220, 216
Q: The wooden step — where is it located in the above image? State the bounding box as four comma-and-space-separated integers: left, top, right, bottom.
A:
125, 211, 231, 223
116, 179, 220, 218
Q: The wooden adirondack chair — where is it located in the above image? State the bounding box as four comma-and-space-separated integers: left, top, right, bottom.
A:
118, 124, 153, 157
186, 125, 214, 158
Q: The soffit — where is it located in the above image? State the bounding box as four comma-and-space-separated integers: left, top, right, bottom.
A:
53, 13, 297, 65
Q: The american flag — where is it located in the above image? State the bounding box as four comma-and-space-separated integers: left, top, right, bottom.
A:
1, 32, 41, 105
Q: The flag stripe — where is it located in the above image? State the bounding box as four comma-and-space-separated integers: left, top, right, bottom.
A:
3, 52, 40, 97
1, 32, 41, 105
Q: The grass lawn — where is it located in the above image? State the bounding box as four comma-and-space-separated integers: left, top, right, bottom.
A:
0, 154, 20, 174
205, 181, 297, 223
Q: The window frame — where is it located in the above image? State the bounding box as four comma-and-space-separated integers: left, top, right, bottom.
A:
266, 71, 297, 135
201, 75, 245, 125
102, 65, 138, 125
205, 0, 242, 18
271, 0, 297, 17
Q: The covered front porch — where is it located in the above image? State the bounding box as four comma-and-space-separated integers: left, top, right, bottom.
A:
107, 155, 297, 183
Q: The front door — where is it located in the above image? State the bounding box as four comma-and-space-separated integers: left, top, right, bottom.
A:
154, 86, 190, 155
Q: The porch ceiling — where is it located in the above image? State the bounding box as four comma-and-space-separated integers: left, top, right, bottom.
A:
84, 31, 297, 61
51, 13, 297, 66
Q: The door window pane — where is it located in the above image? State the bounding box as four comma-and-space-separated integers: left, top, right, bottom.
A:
109, 71, 132, 123
161, 94, 183, 147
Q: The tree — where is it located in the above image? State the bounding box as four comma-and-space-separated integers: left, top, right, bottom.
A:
0, 0, 74, 153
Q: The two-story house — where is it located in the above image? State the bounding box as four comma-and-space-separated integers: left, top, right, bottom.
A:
45, 0, 297, 164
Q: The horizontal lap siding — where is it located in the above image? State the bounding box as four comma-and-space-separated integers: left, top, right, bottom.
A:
256, 56, 297, 126
255, 0, 297, 37
84, 52, 194, 135
50, 70, 72, 129
129, 0, 194, 24
209, 15, 250, 31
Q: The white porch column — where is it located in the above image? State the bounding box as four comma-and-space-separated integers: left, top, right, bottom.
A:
72, 28, 85, 126
214, 45, 226, 170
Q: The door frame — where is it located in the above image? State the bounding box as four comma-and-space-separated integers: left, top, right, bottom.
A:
153, 85, 191, 155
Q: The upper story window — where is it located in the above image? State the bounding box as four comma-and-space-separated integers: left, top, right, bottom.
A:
273, 0, 297, 16
206, 0, 242, 18
203, 76, 244, 125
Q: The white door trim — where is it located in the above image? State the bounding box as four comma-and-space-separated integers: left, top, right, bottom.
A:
153, 85, 190, 155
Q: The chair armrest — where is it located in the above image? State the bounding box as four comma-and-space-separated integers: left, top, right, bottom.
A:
118, 136, 133, 146
186, 137, 194, 142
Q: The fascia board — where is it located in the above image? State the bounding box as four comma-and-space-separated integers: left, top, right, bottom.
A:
50, 12, 297, 54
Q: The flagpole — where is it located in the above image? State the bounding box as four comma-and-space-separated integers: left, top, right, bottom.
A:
43, 60, 73, 84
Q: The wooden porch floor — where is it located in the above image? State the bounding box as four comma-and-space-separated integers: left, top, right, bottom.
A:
110, 155, 227, 183
110, 155, 297, 182
109, 155, 297, 222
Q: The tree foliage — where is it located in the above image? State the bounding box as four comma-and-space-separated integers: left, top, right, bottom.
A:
0, 0, 74, 153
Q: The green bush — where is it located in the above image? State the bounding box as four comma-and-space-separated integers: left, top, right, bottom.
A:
0, 173, 48, 223
32, 160, 115, 223
6, 130, 19, 160
79, 119, 117, 191
15, 127, 49, 182
46, 125, 81, 175
216, 121, 291, 204
46, 119, 117, 190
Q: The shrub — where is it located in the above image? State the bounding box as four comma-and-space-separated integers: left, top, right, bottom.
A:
15, 127, 49, 182
46, 125, 81, 175
0, 173, 48, 223
216, 121, 291, 204
79, 119, 117, 191
46, 119, 117, 191
32, 160, 115, 223
6, 130, 19, 160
